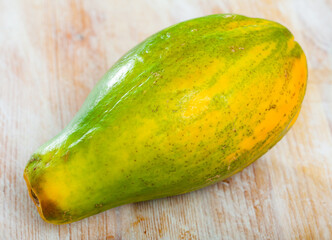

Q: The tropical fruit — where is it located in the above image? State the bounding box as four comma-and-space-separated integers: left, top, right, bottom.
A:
24, 14, 307, 224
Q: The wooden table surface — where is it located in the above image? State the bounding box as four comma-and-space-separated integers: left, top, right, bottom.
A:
1, 0, 332, 239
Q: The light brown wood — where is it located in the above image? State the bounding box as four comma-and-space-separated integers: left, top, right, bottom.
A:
1, 0, 331, 239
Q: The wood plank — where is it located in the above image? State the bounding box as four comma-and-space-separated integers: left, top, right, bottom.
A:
0, 0, 331, 239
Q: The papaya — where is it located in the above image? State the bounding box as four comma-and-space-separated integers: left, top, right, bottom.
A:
24, 14, 307, 224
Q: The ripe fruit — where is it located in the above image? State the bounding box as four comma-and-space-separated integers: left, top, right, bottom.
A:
24, 14, 307, 224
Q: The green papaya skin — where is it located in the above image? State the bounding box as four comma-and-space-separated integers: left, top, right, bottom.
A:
24, 14, 307, 224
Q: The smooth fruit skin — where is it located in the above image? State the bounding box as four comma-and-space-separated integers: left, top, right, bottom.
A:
24, 14, 307, 224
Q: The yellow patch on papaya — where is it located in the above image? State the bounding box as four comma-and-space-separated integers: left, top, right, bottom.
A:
39, 170, 71, 209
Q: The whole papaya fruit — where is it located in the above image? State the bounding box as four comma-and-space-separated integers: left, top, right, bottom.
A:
24, 14, 307, 224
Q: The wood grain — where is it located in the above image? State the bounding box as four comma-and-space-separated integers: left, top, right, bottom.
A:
0, 0, 331, 239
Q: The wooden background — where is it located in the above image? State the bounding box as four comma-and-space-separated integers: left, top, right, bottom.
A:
1, 0, 331, 239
